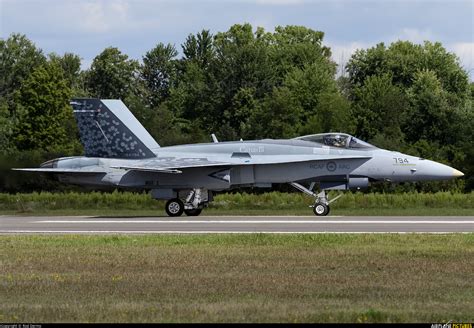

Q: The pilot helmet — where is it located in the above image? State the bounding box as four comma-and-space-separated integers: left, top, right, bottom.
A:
334, 134, 343, 143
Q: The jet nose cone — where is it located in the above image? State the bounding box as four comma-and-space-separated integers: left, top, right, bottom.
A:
452, 169, 464, 178
417, 160, 464, 181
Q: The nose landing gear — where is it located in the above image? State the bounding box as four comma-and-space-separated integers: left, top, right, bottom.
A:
290, 182, 343, 216
313, 202, 330, 216
311, 190, 332, 216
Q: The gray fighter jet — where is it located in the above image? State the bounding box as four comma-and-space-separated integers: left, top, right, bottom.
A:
14, 98, 464, 216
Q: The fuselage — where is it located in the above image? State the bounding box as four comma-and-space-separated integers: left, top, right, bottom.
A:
20, 98, 465, 216
43, 136, 463, 191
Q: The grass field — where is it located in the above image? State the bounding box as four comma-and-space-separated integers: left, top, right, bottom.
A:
1, 191, 473, 216
1, 234, 473, 323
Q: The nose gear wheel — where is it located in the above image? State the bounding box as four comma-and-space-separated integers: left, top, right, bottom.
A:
313, 203, 330, 216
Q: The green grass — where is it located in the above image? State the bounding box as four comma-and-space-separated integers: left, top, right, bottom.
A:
1, 234, 473, 323
1, 191, 473, 216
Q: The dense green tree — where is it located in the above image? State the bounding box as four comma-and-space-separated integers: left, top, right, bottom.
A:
404, 70, 451, 143
213, 24, 275, 101
346, 41, 469, 97
141, 43, 178, 106
299, 92, 353, 136
345, 43, 387, 88
351, 73, 407, 142
172, 30, 218, 134
182, 30, 214, 66
85, 47, 139, 99
0, 34, 46, 107
346, 41, 471, 145
165, 59, 217, 140
247, 86, 302, 139
14, 62, 77, 153
0, 102, 16, 155
48, 52, 85, 95
283, 62, 337, 120
270, 25, 332, 78
228, 87, 259, 137
169, 24, 342, 141
346, 40, 472, 191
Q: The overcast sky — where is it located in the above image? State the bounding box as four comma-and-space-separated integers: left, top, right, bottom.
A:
1, 0, 473, 79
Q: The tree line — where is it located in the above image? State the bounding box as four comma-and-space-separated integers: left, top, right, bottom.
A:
0, 24, 472, 192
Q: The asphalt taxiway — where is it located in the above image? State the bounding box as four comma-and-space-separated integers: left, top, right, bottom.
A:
0, 215, 473, 234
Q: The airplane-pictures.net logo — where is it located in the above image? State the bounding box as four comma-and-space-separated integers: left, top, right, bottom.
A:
431, 322, 472, 328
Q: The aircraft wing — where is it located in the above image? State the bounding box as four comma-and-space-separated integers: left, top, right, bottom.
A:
13, 155, 371, 175
12, 168, 107, 174
111, 157, 232, 174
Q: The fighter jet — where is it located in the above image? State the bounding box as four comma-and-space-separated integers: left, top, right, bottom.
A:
14, 98, 465, 216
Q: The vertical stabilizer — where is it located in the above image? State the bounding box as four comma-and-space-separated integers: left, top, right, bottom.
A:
71, 99, 160, 159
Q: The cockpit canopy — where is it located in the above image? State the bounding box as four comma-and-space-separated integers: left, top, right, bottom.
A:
294, 133, 376, 149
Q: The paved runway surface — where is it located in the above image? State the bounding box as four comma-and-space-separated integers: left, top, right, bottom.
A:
0, 215, 473, 233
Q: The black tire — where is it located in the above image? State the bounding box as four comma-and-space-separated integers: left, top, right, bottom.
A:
184, 208, 203, 216
313, 203, 329, 216
165, 198, 184, 217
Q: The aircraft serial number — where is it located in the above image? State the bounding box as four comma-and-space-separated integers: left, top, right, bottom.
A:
393, 157, 409, 164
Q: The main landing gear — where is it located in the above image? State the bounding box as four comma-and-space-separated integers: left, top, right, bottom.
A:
165, 189, 208, 217
290, 182, 343, 216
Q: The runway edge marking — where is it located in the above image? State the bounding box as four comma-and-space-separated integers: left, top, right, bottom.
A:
0, 230, 471, 234
35, 220, 474, 224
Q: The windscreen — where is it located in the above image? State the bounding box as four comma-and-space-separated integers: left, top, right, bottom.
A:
348, 137, 375, 149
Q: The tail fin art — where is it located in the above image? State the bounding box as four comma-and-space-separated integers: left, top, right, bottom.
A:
70, 99, 160, 159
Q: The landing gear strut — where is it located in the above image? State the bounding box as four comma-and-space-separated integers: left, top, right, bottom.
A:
290, 182, 343, 216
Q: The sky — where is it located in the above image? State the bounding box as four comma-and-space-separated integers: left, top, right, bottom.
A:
1, 0, 473, 79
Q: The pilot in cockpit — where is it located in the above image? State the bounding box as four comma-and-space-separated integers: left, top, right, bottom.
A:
323, 134, 346, 148
333, 135, 346, 147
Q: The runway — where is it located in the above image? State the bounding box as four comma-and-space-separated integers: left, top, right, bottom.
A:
0, 215, 473, 234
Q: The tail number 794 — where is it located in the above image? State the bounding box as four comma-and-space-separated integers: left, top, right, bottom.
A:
393, 157, 409, 164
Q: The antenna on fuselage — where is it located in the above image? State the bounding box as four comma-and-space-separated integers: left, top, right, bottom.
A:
211, 134, 219, 143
